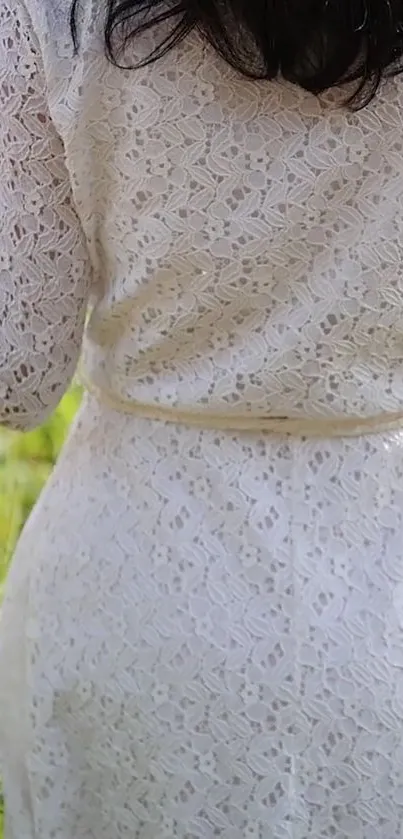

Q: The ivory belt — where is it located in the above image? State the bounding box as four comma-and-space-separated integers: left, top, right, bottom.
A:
82, 378, 403, 438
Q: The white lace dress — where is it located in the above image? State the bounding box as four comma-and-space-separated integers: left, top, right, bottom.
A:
2, 0, 403, 835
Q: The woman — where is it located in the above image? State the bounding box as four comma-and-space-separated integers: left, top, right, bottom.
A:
1, 0, 403, 835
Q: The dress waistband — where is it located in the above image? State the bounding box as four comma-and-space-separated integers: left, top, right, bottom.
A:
82, 378, 403, 439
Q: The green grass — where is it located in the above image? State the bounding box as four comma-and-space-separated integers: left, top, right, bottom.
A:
0, 386, 82, 839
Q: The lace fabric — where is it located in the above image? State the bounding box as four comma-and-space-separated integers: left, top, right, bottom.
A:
0, 0, 92, 430
2, 0, 403, 836
2, 0, 403, 426
2, 399, 403, 838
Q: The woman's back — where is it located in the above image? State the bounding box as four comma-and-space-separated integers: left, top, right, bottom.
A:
2, 0, 403, 836
13, 0, 403, 422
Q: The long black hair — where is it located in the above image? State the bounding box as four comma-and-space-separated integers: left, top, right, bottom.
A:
70, 0, 403, 107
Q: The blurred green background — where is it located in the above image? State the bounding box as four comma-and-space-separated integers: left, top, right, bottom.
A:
0, 385, 82, 836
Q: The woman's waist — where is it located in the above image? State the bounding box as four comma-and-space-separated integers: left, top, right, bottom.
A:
79, 365, 403, 439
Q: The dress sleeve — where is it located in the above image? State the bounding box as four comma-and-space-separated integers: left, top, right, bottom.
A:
0, 0, 92, 430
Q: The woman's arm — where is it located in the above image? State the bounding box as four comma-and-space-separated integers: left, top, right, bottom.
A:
0, 0, 92, 430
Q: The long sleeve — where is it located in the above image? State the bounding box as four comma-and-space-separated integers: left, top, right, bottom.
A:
0, 0, 92, 430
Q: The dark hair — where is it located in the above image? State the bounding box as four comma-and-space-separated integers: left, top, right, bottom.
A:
70, 0, 403, 107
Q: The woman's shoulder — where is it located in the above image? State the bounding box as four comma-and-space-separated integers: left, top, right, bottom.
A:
23, 0, 101, 57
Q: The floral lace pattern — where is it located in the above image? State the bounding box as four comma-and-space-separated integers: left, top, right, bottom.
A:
0, 0, 91, 430
64, 21, 403, 421
2, 401, 403, 838
2, 0, 403, 835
